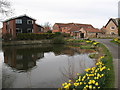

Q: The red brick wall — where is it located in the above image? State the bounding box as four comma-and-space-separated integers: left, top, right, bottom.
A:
2, 19, 16, 38
2, 22, 7, 35
52, 30, 61, 33
33, 20, 37, 33
10, 19, 16, 38
61, 27, 69, 33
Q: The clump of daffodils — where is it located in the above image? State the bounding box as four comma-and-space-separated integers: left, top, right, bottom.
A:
113, 38, 118, 42
92, 42, 99, 45
113, 38, 120, 44
86, 40, 92, 43
60, 56, 110, 90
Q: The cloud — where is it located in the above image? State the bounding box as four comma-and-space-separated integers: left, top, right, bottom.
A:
0, 0, 118, 28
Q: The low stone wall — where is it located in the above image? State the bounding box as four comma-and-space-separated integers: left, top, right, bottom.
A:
97, 34, 118, 38
2, 40, 52, 46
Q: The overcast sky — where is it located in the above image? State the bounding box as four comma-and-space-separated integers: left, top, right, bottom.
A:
0, 0, 119, 28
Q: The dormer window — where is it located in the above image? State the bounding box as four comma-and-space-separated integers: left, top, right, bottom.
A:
16, 19, 22, 24
110, 26, 115, 30
27, 20, 33, 24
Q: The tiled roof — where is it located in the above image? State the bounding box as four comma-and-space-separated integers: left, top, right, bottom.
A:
3, 14, 36, 22
55, 23, 93, 28
84, 28, 102, 33
67, 26, 81, 32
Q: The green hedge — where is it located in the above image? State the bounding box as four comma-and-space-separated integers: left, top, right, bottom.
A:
16, 33, 56, 40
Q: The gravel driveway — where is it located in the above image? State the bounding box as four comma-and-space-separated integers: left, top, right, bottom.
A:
91, 39, 119, 89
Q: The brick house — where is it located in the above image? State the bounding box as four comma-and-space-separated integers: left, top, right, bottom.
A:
2, 15, 44, 39
101, 18, 119, 35
52, 23, 102, 38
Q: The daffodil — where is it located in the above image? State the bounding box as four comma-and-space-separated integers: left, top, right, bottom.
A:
77, 73, 80, 75
98, 87, 100, 89
78, 76, 81, 81
83, 87, 86, 90
86, 85, 89, 88
101, 74, 104, 77
85, 68, 91, 72
93, 86, 96, 89
89, 85, 92, 89
108, 68, 110, 70
87, 77, 90, 79
62, 83, 65, 86
80, 82, 83, 85
74, 83, 79, 87
95, 82, 99, 86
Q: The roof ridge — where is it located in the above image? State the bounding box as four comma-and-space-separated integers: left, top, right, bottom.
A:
3, 14, 36, 22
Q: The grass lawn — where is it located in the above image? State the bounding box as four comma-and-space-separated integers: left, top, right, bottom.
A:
98, 43, 115, 88
110, 40, 120, 46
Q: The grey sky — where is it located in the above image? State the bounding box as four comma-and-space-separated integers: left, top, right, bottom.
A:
0, 0, 119, 28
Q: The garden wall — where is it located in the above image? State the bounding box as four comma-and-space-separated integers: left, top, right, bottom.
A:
2, 40, 52, 46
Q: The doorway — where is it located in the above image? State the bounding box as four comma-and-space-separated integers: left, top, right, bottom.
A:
80, 33, 84, 38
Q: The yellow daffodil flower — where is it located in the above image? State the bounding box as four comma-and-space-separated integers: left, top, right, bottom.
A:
95, 82, 99, 86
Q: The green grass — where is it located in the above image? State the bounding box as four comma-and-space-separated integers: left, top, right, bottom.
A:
80, 45, 93, 49
89, 53, 98, 59
110, 40, 120, 46
98, 43, 115, 88
66, 39, 115, 88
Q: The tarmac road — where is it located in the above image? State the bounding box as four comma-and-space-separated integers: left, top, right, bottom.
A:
91, 39, 119, 89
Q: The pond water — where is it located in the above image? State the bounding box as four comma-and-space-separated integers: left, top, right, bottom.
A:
1, 44, 96, 88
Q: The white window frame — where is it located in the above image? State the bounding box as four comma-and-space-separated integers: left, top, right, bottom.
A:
27, 28, 33, 33
110, 26, 115, 30
27, 20, 33, 24
15, 19, 22, 24
16, 28, 22, 33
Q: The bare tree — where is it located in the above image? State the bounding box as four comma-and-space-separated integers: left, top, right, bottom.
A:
0, 0, 13, 20
42, 22, 52, 32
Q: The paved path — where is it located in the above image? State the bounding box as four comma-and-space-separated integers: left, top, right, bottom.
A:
91, 39, 119, 89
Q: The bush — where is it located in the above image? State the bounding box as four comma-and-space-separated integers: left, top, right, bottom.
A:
16, 33, 56, 40
52, 36, 65, 44
47, 30, 52, 33
61, 33, 70, 37
2, 33, 12, 41
54, 32, 61, 36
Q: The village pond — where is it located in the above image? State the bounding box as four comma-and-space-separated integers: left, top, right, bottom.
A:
1, 44, 96, 88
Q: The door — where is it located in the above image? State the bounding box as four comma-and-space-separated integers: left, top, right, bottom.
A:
80, 33, 84, 38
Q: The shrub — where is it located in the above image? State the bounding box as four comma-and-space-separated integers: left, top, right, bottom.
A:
2, 33, 12, 41
54, 32, 61, 36
61, 33, 70, 37
47, 30, 52, 33
52, 36, 65, 44
16, 33, 56, 40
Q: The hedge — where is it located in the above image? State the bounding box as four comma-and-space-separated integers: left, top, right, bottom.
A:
16, 33, 56, 40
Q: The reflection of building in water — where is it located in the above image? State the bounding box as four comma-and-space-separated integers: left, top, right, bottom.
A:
3, 47, 44, 71
54, 48, 78, 56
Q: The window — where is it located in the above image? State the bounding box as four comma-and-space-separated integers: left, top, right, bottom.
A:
16, 19, 22, 24
7, 21, 9, 25
38, 28, 41, 32
110, 26, 115, 30
27, 28, 33, 33
16, 28, 22, 33
16, 55, 23, 59
110, 32, 115, 35
27, 20, 33, 24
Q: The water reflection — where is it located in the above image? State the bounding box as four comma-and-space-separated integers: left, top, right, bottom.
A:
2, 44, 77, 72
2, 44, 96, 88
